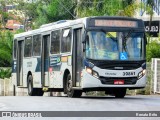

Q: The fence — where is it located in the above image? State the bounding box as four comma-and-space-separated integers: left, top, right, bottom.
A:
151, 58, 160, 94
0, 78, 14, 96
0, 78, 58, 96
0, 78, 29, 96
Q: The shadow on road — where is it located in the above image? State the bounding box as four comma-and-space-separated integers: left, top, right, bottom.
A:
49, 95, 146, 100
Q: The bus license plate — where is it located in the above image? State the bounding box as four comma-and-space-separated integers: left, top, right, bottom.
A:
114, 80, 124, 85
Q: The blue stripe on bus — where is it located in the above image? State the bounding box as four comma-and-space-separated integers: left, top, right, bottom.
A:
84, 59, 94, 68
12, 56, 62, 73
35, 58, 41, 72
35, 58, 49, 72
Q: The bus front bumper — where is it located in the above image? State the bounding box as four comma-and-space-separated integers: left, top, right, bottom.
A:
81, 72, 146, 89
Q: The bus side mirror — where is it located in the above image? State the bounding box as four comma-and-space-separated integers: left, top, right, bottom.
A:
82, 32, 87, 43
144, 35, 147, 45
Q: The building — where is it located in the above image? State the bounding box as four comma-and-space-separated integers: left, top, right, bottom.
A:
136, 0, 160, 37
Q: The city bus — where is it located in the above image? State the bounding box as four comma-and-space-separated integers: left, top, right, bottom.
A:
12, 16, 147, 98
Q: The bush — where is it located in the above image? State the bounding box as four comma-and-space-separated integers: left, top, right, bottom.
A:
0, 68, 11, 79
146, 36, 160, 62
0, 30, 13, 67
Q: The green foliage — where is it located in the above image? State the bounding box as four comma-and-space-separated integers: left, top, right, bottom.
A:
76, 0, 123, 17
0, 0, 12, 28
13, 0, 41, 30
0, 30, 13, 67
146, 36, 160, 62
35, 0, 75, 27
86, 91, 106, 96
121, 3, 140, 17
0, 68, 11, 79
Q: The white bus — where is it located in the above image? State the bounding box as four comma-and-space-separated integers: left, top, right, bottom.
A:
12, 16, 147, 98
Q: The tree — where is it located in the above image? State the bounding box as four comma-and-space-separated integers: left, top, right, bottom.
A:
12, 0, 41, 31
76, 0, 123, 17
0, 30, 13, 67
146, 37, 160, 62
0, 0, 13, 29
145, 0, 155, 42
35, 0, 76, 27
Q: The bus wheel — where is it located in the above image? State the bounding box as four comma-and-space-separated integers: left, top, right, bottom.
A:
36, 88, 44, 96
27, 75, 43, 96
66, 74, 82, 98
114, 88, 126, 98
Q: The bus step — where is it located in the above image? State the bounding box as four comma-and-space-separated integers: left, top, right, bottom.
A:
17, 86, 27, 88
72, 87, 82, 90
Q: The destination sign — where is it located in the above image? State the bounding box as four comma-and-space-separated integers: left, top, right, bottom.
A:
95, 20, 137, 28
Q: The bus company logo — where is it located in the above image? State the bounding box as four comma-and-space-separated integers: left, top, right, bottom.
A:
1, 112, 42, 118
105, 72, 117, 76
2, 112, 11, 117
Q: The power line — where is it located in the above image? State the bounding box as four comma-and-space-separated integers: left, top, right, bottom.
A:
57, 0, 77, 19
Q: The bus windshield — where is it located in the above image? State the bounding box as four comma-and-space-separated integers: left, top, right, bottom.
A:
85, 30, 144, 60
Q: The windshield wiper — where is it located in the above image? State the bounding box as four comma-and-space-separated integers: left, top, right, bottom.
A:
122, 29, 134, 53
122, 29, 134, 42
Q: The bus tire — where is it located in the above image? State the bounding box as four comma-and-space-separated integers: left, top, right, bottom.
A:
27, 75, 44, 96
36, 88, 44, 96
114, 88, 126, 98
66, 74, 82, 98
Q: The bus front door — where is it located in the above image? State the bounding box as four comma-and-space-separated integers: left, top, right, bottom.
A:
41, 35, 50, 87
17, 40, 24, 86
72, 28, 83, 87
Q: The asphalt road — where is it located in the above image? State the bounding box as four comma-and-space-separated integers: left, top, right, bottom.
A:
0, 95, 160, 120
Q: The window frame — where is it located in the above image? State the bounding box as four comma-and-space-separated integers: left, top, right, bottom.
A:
50, 29, 61, 55
24, 36, 32, 58
32, 34, 41, 57
61, 28, 72, 53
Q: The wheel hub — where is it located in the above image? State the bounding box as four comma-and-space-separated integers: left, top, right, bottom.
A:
67, 80, 72, 92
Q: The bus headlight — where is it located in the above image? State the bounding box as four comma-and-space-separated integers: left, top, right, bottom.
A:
92, 71, 99, 78
86, 67, 92, 74
86, 67, 99, 78
138, 69, 146, 79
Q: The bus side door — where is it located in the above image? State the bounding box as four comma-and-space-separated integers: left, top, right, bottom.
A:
72, 26, 83, 87
17, 40, 24, 86
42, 34, 50, 87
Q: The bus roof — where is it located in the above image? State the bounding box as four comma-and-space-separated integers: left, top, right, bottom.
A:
14, 17, 88, 39
14, 16, 143, 39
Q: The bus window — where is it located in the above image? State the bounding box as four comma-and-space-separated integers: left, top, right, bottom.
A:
61, 28, 71, 53
51, 30, 60, 54
13, 40, 17, 59
33, 35, 41, 56
24, 37, 32, 57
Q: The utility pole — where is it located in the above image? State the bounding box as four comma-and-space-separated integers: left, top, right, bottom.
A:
76, 0, 80, 18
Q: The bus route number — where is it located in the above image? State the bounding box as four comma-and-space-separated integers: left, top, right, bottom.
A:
123, 72, 135, 76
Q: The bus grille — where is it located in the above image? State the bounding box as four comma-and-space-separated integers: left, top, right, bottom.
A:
99, 77, 138, 85
98, 63, 140, 70
86, 59, 145, 70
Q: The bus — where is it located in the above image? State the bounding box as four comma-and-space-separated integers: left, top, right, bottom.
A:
12, 16, 147, 98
